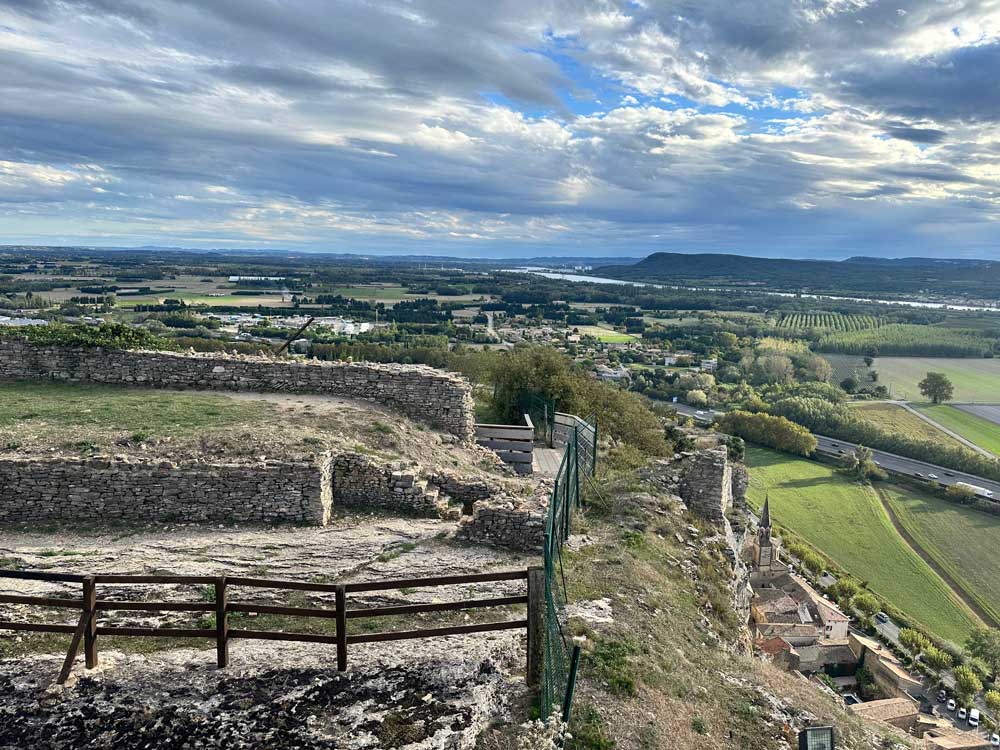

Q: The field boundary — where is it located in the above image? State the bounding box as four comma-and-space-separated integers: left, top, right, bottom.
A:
874, 488, 997, 629
899, 402, 993, 458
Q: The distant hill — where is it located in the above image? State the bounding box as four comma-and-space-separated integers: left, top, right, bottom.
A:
596, 252, 1000, 297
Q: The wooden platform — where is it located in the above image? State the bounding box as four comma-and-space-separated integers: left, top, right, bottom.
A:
532, 446, 562, 478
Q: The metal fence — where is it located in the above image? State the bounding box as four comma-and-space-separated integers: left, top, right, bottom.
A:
540, 414, 597, 722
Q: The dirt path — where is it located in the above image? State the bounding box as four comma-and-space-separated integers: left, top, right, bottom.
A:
875, 487, 998, 628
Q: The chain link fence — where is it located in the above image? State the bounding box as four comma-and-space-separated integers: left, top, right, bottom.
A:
540, 416, 597, 721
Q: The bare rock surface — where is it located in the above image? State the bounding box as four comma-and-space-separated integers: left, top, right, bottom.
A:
0, 633, 521, 749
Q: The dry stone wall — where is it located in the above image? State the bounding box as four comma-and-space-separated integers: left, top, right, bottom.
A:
456, 500, 546, 551
329, 454, 451, 518
0, 341, 475, 438
0, 456, 328, 526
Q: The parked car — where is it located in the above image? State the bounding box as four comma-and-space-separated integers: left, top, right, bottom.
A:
958, 707, 968, 721
947, 699, 957, 712
937, 689, 947, 702
875, 612, 890, 624
989, 733, 999, 747
969, 709, 980, 727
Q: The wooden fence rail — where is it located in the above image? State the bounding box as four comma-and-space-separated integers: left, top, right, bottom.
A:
474, 414, 535, 474
0, 567, 543, 685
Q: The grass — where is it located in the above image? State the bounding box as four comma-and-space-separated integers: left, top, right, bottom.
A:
849, 402, 970, 452
574, 325, 638, 343
869, 356, 1000, 402
881, 484, 1000, 625
0, 381, 276, 445
745, 446, 979, 643
914, 404, 1000, 456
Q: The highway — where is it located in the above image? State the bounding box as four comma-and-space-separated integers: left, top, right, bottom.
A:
670, 402, 1000, 497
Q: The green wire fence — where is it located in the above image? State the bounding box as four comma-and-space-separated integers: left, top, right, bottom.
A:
540, 415, 597, 723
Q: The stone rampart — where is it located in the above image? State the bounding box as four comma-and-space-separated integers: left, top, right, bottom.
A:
0, 341, 475, 438
0, 456, 328, 526
456, 501, 545, 552
329, 454, 450, 517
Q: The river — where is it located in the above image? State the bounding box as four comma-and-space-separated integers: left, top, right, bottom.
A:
516, 270, 1000, 313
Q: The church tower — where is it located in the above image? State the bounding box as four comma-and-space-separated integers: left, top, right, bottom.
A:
756, 495, 775, 569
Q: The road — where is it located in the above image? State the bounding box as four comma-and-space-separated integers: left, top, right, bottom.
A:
670, 402, 1000, 497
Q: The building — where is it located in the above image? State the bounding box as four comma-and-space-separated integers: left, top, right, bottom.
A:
848, 632, 924, 699
748, 498, 852, 673
848, 696, 919, 731
700, 358, 718, 372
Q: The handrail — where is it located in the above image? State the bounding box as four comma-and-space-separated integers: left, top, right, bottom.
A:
0, 566, 540, 685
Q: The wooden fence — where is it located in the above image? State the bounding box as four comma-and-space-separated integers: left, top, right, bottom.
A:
0, 567, 544, 685
474, 414, 535, 474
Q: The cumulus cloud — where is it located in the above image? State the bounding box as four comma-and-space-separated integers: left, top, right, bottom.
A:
0, 0, 999, 256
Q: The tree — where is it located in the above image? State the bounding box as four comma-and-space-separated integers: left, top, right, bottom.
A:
840, 376, 860, 393
966, 627, 1000, 680
918, 372, 954, 404
899, 628, 931, 657
864, 355, 875, 368
984, 689, 1000, 715
685, 389, 708, 407
924, 646, 953, 674
946, 483, 978, 504
801, 552, 824, 576
830, 579, 860, 603
852, 592, 880, 619
953, 664, 983, 703
717, 411, 817, 456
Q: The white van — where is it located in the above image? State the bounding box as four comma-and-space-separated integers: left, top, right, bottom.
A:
969, 708, 980, 728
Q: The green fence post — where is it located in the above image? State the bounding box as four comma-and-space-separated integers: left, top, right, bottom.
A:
562, 645, 582, 724
592, 418, 598, 476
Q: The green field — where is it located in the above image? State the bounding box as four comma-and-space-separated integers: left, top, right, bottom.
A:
850, 402, 968, 452
881, 485, 1000, 626
117, 292, 288, 308
746, 446, 979, 642
0, 381, 275, 445
915, 404, 1000, 456
870, 356, 1000, 401
575, 325, 638, 343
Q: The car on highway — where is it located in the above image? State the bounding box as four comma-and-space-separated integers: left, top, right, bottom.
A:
928, 473, 939, 480
945, 472, 956, 477
947, 699, 957, 712
915, 472, 924, 478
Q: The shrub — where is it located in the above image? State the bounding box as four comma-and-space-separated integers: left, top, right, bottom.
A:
0, 322, 173, 351
716, 411, 817, 456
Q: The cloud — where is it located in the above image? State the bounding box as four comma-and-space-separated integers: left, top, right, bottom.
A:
0, 0, 999, 257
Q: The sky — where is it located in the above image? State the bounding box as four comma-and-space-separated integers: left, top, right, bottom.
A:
2, 1, 1000, 259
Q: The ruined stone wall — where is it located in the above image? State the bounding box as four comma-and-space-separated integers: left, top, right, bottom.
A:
0, 341, 474, 438
0, 456, 328, 526
678, 448, 733, 524
330, 453, 449, 517
456, 501, 545, 552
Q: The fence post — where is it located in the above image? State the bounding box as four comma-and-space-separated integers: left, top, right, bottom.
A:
592, 418, 598, 476
336, 585, 347, 672
561, 645, 582, 724
215, 575, 228, 668
573, 425, 580, 508
83, 575, 97, 669
526, 566, 544, 689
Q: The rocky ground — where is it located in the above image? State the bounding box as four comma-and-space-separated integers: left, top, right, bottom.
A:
0, 514, 537, 749
0, 633, 521, 749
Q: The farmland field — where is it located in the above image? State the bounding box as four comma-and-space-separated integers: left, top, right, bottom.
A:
881, 484, 1000, 626
915, 404, 1000, 456
849, 403, 968, 452
776, 311, 881, 332
745, 446, 979, 642
574, 325, 638, 343
870, 357, 1000, 401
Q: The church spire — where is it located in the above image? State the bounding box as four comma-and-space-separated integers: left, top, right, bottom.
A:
760, 495, 771, 530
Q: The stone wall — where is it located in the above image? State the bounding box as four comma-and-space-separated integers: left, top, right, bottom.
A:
0, 341, 474, 438
330, 454, 451, 518
0, 456, 328, 526
456, 500, 545, 552
678, 448, 734, 523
